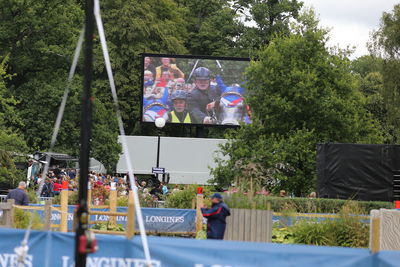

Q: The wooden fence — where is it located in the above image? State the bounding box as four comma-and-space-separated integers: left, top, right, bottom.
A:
1, 189, 275, 242
224, 208, 273, 242
0, 200, 14, 228
370, 209, 400, 252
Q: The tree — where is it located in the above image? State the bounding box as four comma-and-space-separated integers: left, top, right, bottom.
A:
0, 61, 28, 186
370, 4, 400, 142
233, 0, 303, 56
175, 0, 243, 56
91, 0, 189, 135
211, 10, 383, 196
351, 56, 394, 143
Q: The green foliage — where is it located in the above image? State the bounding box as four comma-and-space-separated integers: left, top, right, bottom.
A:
0, 60, 28, 187
195, 224, 207, 240
292, 203, 369, 248
13, 209, 43, 230
94, 0, 188, 136
224, 194, 393, 213
92, 222, 125, 232
116, 195, 128, 207
27, 189, 38, 204
370, 4, 400, 142
234, 0, 303, 55
272, 227, 295, 244
165, 185, 212, 209
351, 56, 395, 143
211, 10, 383, 195
114, 194, 155, 208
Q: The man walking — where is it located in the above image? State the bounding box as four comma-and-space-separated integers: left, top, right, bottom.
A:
201, 193, 230, 240
6, 181, 29, 205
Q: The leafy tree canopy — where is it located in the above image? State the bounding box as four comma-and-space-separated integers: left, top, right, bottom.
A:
211, 10, 383, 195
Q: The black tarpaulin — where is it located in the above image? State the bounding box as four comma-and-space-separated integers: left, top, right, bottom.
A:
317, 143, 400, 202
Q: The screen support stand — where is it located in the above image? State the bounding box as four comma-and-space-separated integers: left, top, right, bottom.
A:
196, 126, 207, 138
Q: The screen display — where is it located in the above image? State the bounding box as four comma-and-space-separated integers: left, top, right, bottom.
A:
141, 54, 251, 126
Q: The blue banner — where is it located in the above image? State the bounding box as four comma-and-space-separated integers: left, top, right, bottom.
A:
29, 204, 195, 233
0, 228, 398, 267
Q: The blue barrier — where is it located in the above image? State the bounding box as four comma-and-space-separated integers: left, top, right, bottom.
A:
28, 204, 196, 232
0, 228, 398, 267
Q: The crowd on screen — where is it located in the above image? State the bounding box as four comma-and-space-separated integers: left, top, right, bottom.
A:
143, 57, 251, 125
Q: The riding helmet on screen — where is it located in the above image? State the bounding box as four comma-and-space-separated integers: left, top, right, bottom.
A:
171, 90, 187, 100
194, 67, 211, 80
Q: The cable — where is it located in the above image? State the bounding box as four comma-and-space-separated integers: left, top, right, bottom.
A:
93, 0, 152, 265
14, 212, 33, 267
39, 28, 84, 196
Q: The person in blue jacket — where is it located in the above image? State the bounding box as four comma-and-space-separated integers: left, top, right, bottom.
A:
201, 193, 231, 240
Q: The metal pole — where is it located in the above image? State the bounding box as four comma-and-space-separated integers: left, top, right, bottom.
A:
156, 134, 160, 182
75, 0, 94, 265
156, 134, 160, 168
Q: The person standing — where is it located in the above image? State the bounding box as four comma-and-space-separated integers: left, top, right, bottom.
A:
6, 181, 29, 205
160, 182, 169, 195
201, 193, 230, 240
41, 178, 54, 197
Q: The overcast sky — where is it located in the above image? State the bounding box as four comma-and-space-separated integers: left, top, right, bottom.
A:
302, 0, 398, 59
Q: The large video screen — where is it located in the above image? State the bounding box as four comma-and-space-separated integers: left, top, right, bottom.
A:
141, 54, 251, 126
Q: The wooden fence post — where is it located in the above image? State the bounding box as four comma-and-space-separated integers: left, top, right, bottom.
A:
2, 199, 15, 228
370, 209, 381, 253
88, 182, 92, 207
60, 181, 69, 232
109, 182, 117, 224
44, 199, 52, 230
126, 190, 135, 239
195, 187, 204, 235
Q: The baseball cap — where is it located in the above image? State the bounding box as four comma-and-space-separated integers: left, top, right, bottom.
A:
211, 193, 223, 199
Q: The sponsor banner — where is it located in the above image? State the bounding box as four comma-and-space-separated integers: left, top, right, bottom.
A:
29, 205, 195, 233
0, 228, 396, 267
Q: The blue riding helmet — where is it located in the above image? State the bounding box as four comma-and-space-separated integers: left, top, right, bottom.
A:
171, 90, 187, 100
194, 67, 211, 80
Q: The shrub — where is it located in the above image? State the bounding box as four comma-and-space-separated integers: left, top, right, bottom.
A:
291, 203, 369, 248
52, 191, 78, 205
27, 189, 38, 204
165, 185, 212, 209
13, 209, 43, 230
92, 222, 125, 232
272, 227, 295, 244
224, 193, 392, 214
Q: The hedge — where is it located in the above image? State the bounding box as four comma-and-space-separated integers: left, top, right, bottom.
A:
223, 194, 393, 214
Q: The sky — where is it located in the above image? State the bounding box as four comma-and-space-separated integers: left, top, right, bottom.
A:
301, 0, 398, 59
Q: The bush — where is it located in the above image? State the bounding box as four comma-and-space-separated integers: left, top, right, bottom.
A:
115, 193, 155, 208
224, 193, 392, 214
165, 185, 212, 209
13, 208, 43, 230
51, 191, 78, 205
27, 189, 38, 204
291, 203, 369, 248
272, 227, 295, 244
92, 222, 125, 231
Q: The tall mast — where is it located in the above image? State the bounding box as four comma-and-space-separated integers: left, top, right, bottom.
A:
75, 0, 94, 265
